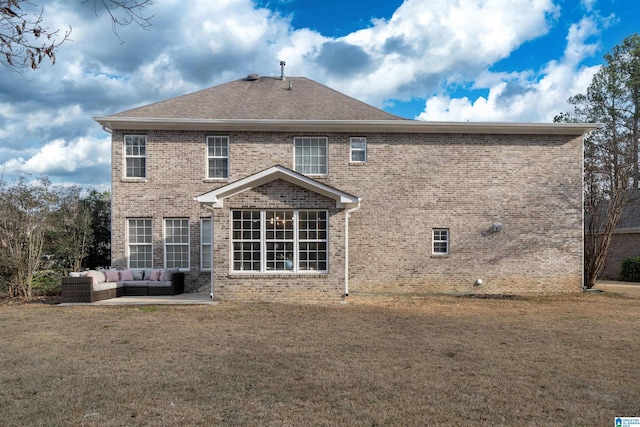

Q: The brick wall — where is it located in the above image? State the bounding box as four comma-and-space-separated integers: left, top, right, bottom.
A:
110, 129, 583, 298
601, 231, 640, 279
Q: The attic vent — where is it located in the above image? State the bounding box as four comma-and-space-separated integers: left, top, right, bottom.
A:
246, 74, 260, 81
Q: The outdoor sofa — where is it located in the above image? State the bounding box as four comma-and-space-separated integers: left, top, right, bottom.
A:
61, 268, 185, 303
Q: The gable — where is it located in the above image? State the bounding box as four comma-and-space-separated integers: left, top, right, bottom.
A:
196, 165, 361, 209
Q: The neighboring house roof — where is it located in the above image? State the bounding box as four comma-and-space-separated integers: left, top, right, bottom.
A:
195, 165, 361, 209
94, 74, 599, 135
616, 188, 640, 231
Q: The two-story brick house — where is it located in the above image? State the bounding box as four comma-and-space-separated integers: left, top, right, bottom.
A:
94, 71, 596, 302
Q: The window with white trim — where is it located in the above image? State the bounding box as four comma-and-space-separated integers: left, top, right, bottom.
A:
165, 219, 190, 269
128, 218, 152, 268
350, 137, 367, 163
432, 228, 449, 255
232, 210, 328, 273
294, 137, 328, 175
201, 218, 212, 270
207, 136, 229, 179
124, 135, 146, 178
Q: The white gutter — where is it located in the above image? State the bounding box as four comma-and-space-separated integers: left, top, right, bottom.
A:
344, 200, 361, 298
93, 117, 600, 136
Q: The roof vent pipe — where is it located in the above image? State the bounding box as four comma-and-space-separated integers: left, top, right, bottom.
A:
280, 60, 286, 81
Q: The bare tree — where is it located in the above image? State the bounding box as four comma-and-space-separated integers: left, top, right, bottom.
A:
556, 34, 640, 288
47, 186, 94, 272
0, 0, 153, 72
0, 177, 56, 298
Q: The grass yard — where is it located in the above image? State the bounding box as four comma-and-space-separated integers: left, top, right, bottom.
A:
0, 292, 638, 426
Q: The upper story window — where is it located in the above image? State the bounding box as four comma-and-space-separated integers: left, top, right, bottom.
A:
207, 136, 229, 179
350, 137, 367, 163
432, 228, 450, 255
294, 137, 327, 175
124, 135, 146, 178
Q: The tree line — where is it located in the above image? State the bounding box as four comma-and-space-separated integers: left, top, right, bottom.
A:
0, 177, 110, 298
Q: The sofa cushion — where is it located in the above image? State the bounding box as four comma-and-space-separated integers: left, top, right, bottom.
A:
92, 282, 119, 292
123, 281, 149, 287
132, 269, 145, 281
104, 269, 120, 282
164, 268, 179, 281
119, 269, 134, 281
69, 272, 82, 278
143, 268, 154, 280
86, 270, 106, 285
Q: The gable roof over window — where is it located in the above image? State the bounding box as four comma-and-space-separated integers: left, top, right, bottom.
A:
195, 165, 361, 209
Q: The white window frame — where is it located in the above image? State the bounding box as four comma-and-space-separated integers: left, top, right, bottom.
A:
350, 137, 367, 163
127, 218, 152, 269
231, 210, 328, 274
432, 228, 449, 255
200, 218, 212, 271
206, 135, 229, 179
124, 134, 147, 179
164, 218, 190, 270
294, 137, 328, 176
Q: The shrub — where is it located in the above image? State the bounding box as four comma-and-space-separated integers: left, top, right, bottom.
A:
31, 270, 63, 296
619, 257, 640, 282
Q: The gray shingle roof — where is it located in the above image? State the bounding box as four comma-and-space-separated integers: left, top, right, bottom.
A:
618, 188, 640, 229
110, 76, 406, 121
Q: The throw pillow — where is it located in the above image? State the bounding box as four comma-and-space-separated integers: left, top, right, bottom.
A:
164, 268, 179, 281
105, 269, 120, 282
119, 270, 134, 281
149, 269, 162, 281
132, 269, 144, 281
86, 270, 106, 285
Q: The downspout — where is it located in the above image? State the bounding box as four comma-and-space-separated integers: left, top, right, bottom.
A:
208, 209, 214, 299
197, 202, 215, 299
344, 200, 361, 298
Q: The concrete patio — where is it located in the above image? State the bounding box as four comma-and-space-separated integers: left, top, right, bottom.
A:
59, 292, 214, 306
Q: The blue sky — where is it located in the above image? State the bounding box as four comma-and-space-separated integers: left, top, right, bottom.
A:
0, 0, 637, 189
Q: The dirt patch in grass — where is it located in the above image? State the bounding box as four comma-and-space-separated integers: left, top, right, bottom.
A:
0, 292, 638, 426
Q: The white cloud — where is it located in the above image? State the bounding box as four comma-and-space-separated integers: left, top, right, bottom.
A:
2, 136, 110, 176
0, 0, 621, 188
310, 0, 560, 106
416, 13, 607, 122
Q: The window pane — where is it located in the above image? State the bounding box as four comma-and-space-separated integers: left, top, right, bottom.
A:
232, 211, 261, 271
207, 136, 229, 179
128, 219, 152, 269
294, 137, 328, 175
124, 135, 146, 178
201, 218, 212, 270
298, 210, 328, 271
165, 219, 189, 269
433, 229, 449, 254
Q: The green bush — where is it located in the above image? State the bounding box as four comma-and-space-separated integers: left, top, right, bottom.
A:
619, 257, 640, 282
31, 270, 63, 296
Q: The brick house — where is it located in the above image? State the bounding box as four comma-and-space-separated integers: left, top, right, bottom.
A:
600, 189, 640, 279
94, 72, 596, 302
